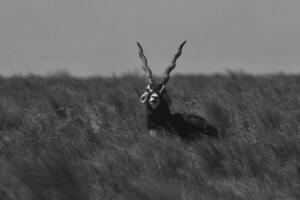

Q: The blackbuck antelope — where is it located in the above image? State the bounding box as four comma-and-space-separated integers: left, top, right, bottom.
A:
137, 41, 218, 141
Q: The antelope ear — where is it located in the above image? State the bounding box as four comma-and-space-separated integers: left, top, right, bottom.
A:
140, 91, 148, 103
159, 85, 166, 94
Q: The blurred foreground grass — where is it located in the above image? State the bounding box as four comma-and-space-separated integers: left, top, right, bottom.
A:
0, 72, 299, 200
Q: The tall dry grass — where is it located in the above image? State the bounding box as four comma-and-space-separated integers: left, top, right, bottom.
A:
0, 72, 299, 199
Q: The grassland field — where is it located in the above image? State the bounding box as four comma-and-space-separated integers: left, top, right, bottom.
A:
0, 72, 299, 200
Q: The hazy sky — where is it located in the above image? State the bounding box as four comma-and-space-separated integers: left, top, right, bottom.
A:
0, 0, 300, 76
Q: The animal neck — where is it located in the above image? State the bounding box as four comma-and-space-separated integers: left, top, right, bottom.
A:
146, 99, 172, 130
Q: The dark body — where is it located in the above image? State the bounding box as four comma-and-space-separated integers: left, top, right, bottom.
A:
137, 40, 218, 141
146, 98, 218, 141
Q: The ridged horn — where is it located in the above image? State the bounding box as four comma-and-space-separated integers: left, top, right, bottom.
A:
161, 40, 186, 85
137, 42, 154, 85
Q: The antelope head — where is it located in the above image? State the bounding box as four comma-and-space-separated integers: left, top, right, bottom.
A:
137, 41, 186, 110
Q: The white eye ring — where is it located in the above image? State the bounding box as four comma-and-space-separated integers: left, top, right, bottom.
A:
146, 85, 153, 93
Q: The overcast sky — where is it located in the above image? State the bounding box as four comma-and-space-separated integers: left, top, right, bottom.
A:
0, 0, 300, 76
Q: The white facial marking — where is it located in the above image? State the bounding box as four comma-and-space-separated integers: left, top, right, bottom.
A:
150, 93, 159, 100
146, 84, 153, 92
149, 93, 160, 109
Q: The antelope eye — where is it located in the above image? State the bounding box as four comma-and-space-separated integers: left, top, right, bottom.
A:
146, 88, 153, 93
146, 85, 153, 92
